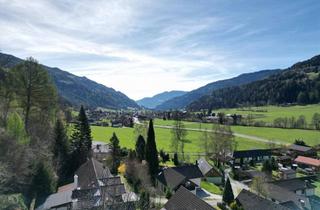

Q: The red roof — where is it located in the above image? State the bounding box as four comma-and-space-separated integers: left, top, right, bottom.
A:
57, 183, 74, 192
294, 156, 320, 167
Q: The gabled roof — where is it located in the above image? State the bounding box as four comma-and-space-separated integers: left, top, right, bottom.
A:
272, 177, 316, 192
294, 156, 320, 167
37, 190, 72, 210
233, 149, 272, 159
171, 165, 204, 180
164, 186, 215, 210
57, 183, 74, 193
157, 168, 186, 190
197, 158, 213, 175
264, 183, 310, 209
236, 189, 290, 210
75, 158, 112, 189
288, 144, 313, 152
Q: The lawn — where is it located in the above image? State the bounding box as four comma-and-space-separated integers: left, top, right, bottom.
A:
231, 126, 320, 146
200, 181, 222, 195
215, 104, 320, 123
313, 181, 320, 196
90, 126, 267, 155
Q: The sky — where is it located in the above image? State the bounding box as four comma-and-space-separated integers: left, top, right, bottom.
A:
0, 0, 320, 100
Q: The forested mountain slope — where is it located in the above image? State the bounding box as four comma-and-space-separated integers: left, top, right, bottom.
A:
188, 55, 320, 110
155, 69, 281, 110
0, 53, 139, 109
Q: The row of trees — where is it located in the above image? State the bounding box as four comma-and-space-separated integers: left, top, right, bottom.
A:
273, 113, 320, 130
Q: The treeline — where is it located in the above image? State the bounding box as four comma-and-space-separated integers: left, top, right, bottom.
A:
0, 58, 94, 209
273, 113, 320, 130
188, 55, 320, 110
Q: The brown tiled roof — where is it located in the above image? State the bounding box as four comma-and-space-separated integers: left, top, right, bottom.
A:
294, 156, 320, 167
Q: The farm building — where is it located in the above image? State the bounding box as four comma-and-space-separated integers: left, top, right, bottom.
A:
232, 149, 272, 165
294, 156, 320, 172
287, 145, 317, 158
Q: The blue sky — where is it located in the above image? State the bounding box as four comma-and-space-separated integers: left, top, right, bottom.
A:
0, 0, 319, 100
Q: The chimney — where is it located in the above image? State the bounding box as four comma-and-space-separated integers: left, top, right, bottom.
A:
74, 174, 78, 189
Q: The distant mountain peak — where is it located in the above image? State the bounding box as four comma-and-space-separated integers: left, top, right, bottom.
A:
137, 90, 187, 109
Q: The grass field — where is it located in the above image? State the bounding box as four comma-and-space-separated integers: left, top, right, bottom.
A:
153, 119, 320, 146
231, 126, 320, 145
215, 104, 320, 123
90, 126, 267, 154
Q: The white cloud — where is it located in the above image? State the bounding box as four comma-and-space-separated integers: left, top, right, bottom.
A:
2, 0, 316, 100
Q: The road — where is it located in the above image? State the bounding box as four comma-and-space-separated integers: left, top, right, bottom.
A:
153, 124, 288, 146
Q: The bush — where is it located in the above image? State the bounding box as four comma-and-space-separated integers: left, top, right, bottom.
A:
165, 188, 172, 199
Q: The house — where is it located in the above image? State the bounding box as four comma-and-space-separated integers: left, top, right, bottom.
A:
236, 189, 291, 210
38, 158, 137, 210
197, 158, 222, 184
232, 149, 272, 165
263, 183, 311, 209
279, 167, 296, 180
36, 190, 73, 210
277, 155, 292, 167
111, 120, 123, 127
287, 144, 317, 158
271, 177, 316, 197
294, 156, 320, 172
156, 165, 203, 194
91, 141, 111, 161
162, 186, 215, 210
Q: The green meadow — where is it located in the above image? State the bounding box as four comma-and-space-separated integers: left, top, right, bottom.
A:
215, 104, 320, 123
153, 119, 320, 146
90, 125, 267, 154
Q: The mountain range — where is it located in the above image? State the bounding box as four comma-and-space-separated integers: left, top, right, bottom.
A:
188, 54, 320, 110
137, 90, 187, 109
155, 69, 281, 110
0, 53, 139, 109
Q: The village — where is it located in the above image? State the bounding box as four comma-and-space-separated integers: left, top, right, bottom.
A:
38, 109, 320, 210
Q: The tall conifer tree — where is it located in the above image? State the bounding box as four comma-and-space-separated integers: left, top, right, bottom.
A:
223, 178, 234, 204
135, 135, 146, 161
145, 119, 159, 179
69, 106, 92, 174
110, 132, 121, 174
53, 119, 69, 184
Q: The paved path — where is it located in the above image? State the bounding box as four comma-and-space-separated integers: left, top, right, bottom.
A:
196, 188, 222, 207
153, 124, 288, 145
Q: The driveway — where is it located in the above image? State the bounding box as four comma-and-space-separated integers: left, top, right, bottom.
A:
196, 188, 222, 207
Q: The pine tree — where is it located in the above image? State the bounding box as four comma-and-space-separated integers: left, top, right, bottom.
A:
173, 153, 179, 166
29, 161, 56, 206
110, 132, 121, 174
145, 119, 159, 179
53, 119, 69, 184
135, 135, 146, 161
223, 178, 234, 205
69, 106, 92, 174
